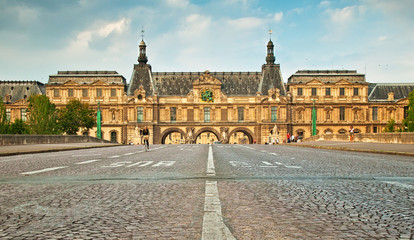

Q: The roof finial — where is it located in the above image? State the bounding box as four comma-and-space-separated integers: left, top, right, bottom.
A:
268, 28, 272, 40
141, 26, 145, 40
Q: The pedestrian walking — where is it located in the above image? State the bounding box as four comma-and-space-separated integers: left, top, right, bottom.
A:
349, 125, 354, 142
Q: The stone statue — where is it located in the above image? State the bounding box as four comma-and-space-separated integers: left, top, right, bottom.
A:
272, 124, 278, 135
220, 127, 229, 144
186, 127, 195, 144
135, 125, 139, 137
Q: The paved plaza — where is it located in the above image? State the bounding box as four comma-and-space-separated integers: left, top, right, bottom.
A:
0, 144, 413, 239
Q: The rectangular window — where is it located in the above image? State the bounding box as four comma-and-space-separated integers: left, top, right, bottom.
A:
373, 126, 378, 133
21, 109, 26, 122
6, 108, 11, 121
339, 106, 345, 121
96, 88, 103, 97
137, 107, 143, 123
238, 107, 244, 122
170, 107, 176, 122
325, 88, 331, 96
82, 89, 88, 97
68, 89, 74, 97
221, 109, 228, 121
372, 106, 378, 121
204, 107, 210, 123
340, 88, 345, 96
353, 88, 359, 96
111, 89, 116, 97
54, 89, 60, 97
403, 106, 409, 119
297, 88, 303, 96
187, 109, 194, 121
271, 106, 277, 122
311, 88, 317, 96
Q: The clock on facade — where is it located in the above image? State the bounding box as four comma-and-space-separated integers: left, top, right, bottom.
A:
201, 89, 214, 102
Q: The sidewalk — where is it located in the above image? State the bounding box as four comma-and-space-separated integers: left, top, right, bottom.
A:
290, 141, 414, 157
0, 142, 120, 157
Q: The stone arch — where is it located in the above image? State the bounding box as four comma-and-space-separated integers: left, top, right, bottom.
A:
194, 127, 220, 143
161, 127, 186, 144
324, 128, 333, 134
228, 127, 254, 144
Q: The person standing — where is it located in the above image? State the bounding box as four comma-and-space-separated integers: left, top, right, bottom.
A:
349, 125, 354, 142
142, 126, 150, 150
287, 133, 291, 143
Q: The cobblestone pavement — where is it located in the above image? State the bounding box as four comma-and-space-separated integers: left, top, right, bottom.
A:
0, 144, 413, 239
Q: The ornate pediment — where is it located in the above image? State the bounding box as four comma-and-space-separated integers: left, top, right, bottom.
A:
192, 71, 222, 86
306, 79, 324, 85
91, 80, 109, 85
335, 79, 352, 85
62, 80, 80, 86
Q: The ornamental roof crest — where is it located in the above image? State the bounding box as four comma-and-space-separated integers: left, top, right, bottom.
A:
193, 70, 222, 86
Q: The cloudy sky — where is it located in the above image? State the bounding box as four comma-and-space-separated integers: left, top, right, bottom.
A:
0, 0, 413, 84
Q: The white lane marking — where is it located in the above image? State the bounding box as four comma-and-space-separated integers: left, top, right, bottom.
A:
21, 166, 68, 175
285, 166, 302, 169
383, 181, 414, 189
72, 154, 101, 157
260, 165, 278, 168
229, 161, 252, 168
274, 162, 283, 165
101, 162, 132, 168
270, 153, 278, 156
75, 159, 101, 165
262, 161, 273, 166
152, 161, 175, 167
123, 153, 134, 156
207, 144, 215, 176
180, 148, 184, 151
108, 155, 121, 159
202, 181, 236, 240
126, 161, 153, 168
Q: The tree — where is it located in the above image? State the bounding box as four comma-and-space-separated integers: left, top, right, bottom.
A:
9, 119, 29, 134
402, 90, 414, 132
26, 95, 61, 134
383, 118, 395, 132
58, 99, 96, 135
0, 98, 10, 134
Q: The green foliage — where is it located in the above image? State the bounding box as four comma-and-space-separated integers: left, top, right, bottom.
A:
58, 99, 96, 135
9, 119, 29, 134
0, 98, 10, 134
402, 90, 414, 132
26, 95, 61, 134
383, 118, 395, 132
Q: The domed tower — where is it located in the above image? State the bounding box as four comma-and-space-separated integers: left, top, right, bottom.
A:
138, 39, 148, 65
128, 30, 153, 96
266, 39, 275, 65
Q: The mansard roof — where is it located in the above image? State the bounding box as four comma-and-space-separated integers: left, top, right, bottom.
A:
368, 83, 414, 101
49, 71, 126, 85
0, 81, 45, 102
152, 71, 263, 96
288, 70, 366, 84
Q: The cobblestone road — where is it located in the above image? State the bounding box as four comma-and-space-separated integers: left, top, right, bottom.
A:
0, 144, 413, 239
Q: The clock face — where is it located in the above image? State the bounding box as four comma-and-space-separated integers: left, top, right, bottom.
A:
201, 89, 214, 102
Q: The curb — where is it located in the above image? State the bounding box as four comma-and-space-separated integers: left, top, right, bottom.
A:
289, 144, 414, 157
0, 144, 121, 157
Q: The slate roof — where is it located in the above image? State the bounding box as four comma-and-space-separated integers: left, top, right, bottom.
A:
368, 83, 414, 101
288, 70, 366, 84
49, 71, 126, 85
0, 81, 45, 103
152, 71, 263, 96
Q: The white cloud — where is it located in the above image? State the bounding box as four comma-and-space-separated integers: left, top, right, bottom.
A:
178, 14, 212, 39
319, 1, 330, 8
377, 36, 388, 42
273, 12, 283, 23
228, 17, 264, 29
68, 18, 130, 52
328, 6, 357, 24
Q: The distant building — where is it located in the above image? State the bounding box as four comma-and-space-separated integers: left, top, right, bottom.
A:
1, 38, 413, 143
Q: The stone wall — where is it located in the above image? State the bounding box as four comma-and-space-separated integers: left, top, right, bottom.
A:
0, 135, 112, 146
305, 132, 414, 144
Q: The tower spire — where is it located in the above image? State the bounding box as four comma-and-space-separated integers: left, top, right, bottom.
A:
266, 30, 275, 65
138, 27, 148, 65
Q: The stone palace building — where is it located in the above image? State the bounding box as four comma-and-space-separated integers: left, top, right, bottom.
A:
1, 37, 413, 144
